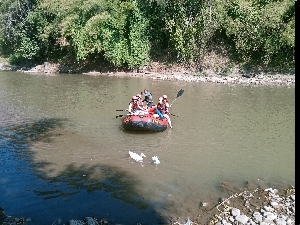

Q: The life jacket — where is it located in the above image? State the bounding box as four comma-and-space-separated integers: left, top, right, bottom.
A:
157, 102, 166, 114
129, 101, 139, 112
137, 99, 143, 107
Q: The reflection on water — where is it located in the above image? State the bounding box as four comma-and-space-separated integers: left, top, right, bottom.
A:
0, 71, 295, 224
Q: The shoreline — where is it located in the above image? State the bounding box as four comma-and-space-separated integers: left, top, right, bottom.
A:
0, 62, 295, 87
83, 70, 295, 87
0, 186, 295, 225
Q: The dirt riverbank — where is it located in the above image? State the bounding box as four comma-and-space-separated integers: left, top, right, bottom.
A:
0, 60, 295, 87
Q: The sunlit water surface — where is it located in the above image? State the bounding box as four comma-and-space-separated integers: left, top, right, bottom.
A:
0, 71, 295, 224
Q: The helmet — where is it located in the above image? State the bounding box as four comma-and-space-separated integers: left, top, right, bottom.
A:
144, 89, 148, 93
136, 94, 141, 98
162, 95, 167, 99
132, 96, 138, 100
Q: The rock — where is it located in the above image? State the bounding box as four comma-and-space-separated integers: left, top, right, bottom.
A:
270, 201, 279, 208
85, 217, 98, 225
263, 211, 277, 220
235, 215, 249, 224
69, 219, 85, 225
252, 212, 263, 223
230, 208, 240, 217
274, 218, 287, 225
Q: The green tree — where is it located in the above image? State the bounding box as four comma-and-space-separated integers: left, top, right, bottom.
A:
220, 0, 294, 67
1, 0, 151, 68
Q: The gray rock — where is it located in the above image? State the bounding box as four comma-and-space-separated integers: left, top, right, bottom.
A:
253, 212, 263, 222
264, 206, 274, 212
85, 217, 98, 225
270, 201, 279, 208
231, 208, 240, 217
69, 219, 85, 225
286, 219, 294, 225
290, 195, 295, 201
284, 202, 291, 207
236, 215, 249, 224
229, 216, 235, 222
247, 219, 257, 225
274, 218, 286, 225
263, 212, 277, 220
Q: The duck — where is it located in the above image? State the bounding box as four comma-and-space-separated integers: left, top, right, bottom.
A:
128, 151, 146, 162
151, 156, 160, 164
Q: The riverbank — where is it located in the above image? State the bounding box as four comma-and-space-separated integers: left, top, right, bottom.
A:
0, 185, 295, 225
0, 60, 295, 87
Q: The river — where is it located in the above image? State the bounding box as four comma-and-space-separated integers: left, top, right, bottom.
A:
0, 71, 295, 224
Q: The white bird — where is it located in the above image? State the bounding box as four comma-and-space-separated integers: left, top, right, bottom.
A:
128, 151, 146, 162
151, 156, 160, 164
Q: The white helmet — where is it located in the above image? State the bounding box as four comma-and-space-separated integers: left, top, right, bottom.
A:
132, 96, 138, 100
162, 95, 167, 99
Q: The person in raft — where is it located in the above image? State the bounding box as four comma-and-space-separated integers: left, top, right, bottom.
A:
136, 94, 146, 110
141, 89, 153, 108
128, 95, 147, 115
154, 96, 172, 128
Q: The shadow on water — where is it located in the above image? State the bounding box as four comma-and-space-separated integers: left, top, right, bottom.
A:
0, 118, 167, 224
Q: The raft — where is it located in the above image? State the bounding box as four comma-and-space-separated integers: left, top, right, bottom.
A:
122, 112, 168, 132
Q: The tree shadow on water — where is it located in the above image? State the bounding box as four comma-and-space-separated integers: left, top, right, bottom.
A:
1, 118, 168, 224
2, 118, 66, 143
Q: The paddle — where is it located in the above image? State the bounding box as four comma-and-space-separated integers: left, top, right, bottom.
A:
116, 113, 177, 118
170, 89, 184, 107
116, 114, 126, 118
116, 109, 128, 111
166, 89, 184, 128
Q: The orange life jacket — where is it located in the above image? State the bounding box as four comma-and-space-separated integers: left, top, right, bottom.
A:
129, 101, 139, 111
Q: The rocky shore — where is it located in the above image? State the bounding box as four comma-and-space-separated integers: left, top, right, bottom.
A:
0, 186, 295, 225
0, 61, 295, 87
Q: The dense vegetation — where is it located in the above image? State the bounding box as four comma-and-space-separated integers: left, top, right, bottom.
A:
0, 0, 295, 72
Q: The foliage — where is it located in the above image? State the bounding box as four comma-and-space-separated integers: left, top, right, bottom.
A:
220, 0, 295, 67
0, 0, 295, 70
1, 0, 151, 68
161, 0, 228, 67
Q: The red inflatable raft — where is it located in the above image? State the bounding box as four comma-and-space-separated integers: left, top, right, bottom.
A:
120, 89, 184, 132
122, 112, 168, 132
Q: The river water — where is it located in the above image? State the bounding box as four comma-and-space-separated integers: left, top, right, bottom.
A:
0, 71, 295, 224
